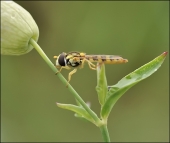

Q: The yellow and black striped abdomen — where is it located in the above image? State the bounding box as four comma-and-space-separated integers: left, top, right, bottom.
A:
85, 55, 128, 64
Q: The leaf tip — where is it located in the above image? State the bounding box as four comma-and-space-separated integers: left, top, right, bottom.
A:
96, 62, 104, 69
162, 51, 168, 57
56, 102, 59, 105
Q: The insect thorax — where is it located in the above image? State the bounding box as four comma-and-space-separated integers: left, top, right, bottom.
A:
66, 52, 85, 67
67, 60, 81, 67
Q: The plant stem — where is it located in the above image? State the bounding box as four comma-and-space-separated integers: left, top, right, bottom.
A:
29, 38, 101, 124
99, 124, 110, 142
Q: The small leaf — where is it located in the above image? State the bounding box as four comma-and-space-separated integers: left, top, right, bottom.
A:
56, 102, 95, 124
74, 113, 90, 123
75, 99, 91, 108
75, 99, 82, 107
101, 52, 168, 119
74, 100, 92, 122
96, 63, 108, 106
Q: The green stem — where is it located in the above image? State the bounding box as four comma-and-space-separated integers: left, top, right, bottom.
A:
99, 124, 110, 142
29, 38, 101, 124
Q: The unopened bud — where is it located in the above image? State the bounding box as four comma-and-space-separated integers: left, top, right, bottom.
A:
1, 1, 39, 55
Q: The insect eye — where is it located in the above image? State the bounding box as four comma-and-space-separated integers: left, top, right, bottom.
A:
58, 53, 66, 66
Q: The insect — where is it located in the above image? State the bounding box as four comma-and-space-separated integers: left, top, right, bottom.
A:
54, 51, 128, 86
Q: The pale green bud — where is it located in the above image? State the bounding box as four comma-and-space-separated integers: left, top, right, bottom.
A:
1, 1, 39, 55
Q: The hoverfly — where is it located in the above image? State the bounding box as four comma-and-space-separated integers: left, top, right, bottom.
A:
54, 51, 128, 86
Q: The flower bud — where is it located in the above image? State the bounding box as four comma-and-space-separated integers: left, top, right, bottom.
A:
1, 1, 39, 55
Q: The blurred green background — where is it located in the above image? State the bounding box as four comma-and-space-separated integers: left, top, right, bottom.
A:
1, 1, 169, 142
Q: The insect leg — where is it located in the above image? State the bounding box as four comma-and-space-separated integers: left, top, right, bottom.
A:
66, 68, 78, 87
53, 56, 58, 59
87, 62, 96, 70
83, 59, 96, 70
84, 59, 96, 67
79, 59, 85, 69
55, 66, 71, 75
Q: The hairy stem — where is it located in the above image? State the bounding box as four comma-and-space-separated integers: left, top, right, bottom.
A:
29, 38, 101, 124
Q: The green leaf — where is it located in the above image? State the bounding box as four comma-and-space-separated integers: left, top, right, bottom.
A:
56, 102, 96, 124
74, 113, 90, 123
74, 100, 92, 122
101, 52, 168, 119
96, 63, 108, 106
75, 99, 82, 107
